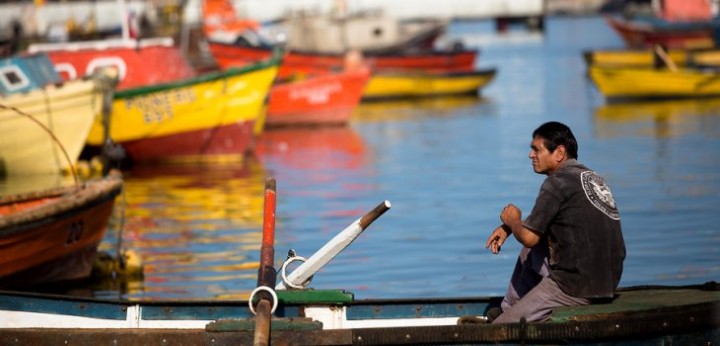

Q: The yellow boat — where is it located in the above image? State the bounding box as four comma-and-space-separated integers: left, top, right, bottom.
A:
691, 50, 720, 66
0, 77, 105, 176
86, 58, 279, 163
584, 48, 720, 68
583, 49, 689, 68
588, 65, 720, 99
361, 69, 496, 100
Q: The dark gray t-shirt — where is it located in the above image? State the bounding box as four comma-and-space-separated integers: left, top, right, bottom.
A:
524, 159, 626, 298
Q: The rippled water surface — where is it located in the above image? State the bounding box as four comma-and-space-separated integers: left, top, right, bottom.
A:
14, 16, 720, 301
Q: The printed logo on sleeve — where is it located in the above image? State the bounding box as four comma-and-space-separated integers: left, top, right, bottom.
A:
581, 171, 620, 220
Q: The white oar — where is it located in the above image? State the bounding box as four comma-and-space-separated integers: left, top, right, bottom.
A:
276, 200, 391, 290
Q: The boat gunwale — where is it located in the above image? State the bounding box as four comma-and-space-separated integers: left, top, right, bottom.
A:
207, 40, 479, 59
0, 172, 123, 234
0, 282, 716, 320
0, 296, 716, 345
112, 53, 281, 99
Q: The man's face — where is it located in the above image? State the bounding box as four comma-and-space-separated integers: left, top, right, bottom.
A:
529, 136, 562, 175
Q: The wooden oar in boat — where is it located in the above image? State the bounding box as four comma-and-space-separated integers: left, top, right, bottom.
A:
276, 200, 391, 290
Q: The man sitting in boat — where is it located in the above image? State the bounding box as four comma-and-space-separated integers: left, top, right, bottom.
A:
485, 121, 626, 323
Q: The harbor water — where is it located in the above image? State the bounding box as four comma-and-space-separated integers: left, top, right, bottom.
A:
15, 15, 720, 301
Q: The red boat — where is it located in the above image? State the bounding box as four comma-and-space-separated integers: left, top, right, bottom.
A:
27, 38, 196, 91
208, 42, 477, 80
0, 171, 123, 289
605, 16, 716, 49
265, 67, 371, 127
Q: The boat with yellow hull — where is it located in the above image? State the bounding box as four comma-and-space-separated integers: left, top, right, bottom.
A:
584, 48, 689, 68
584, 48, 720, 68
362, 69, 496, 100
86, 58, 279, 163
588, 65, 720, 99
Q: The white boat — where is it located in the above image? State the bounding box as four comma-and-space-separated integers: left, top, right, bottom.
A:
0, 54, 111, 176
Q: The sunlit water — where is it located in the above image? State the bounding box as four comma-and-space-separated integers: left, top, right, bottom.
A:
9, 16, 720, 301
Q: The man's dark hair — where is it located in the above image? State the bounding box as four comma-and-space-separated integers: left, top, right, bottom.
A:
532, 121, 578, 159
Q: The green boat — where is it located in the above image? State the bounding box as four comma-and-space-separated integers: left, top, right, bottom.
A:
0, 281, 718, 345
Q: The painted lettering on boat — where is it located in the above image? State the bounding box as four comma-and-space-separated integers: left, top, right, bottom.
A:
65, 220, 84, 245
289, 82, 342, 104
124, 88, 197, 124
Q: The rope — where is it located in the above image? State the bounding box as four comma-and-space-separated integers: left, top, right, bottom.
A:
42, 88, 63, 177
0, 103, 79, 188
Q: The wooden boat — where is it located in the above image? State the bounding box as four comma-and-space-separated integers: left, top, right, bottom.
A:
277, 10, 448, 55
265, 67, 371, 127
588, 65, 720, 100
27, 38, 196, 91
208, 41, 478, 80
605, 15, 717, 49
83, 56, 280, 163
201, 0, 447, 56
362, 69, 497, 100
583, 48, 720, 69
583, 48, 690, 68
0, 170, 123, 289
0, 281, 716, 344
0, 54, 110, 176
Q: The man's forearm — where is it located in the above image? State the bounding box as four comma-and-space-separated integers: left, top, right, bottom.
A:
505, 220, 540, 247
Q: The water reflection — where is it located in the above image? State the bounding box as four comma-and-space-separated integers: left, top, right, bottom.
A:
255, 125, 368, 171
353, 95, 494, 123
99, 160, 268, 300
252, 126, 380, 276
594, 98, 720, 138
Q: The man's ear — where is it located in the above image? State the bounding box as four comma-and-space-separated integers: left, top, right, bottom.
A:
554, 145, 566, 162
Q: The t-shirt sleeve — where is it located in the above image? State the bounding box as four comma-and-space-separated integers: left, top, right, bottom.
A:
523, 179, 562, 234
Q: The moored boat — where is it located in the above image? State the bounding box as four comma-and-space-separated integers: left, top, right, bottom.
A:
588, 65, 720, 100
208, 41, 478, 80
83, 56, 280, 163
605, 15, 717, 49
0, 54, 111, 176
583, 48, 689, 68
202, 0, 448, 56
0, 282, 717, 344
0, 170, 123, 289
277, 9, 448, 55
27, 38, 196, 91
362, 69, 497, 100
265, 67, 371, 127
583, 47, 720, 69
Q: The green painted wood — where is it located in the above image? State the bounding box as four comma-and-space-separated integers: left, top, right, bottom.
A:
551, 287, 720, 322
276, 289, 354, 304
114, 50, 282, 99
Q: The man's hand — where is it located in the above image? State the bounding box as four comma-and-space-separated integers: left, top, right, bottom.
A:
497, 204, 541, 248
485, 225, 511, 254
500, 204, 522, 225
